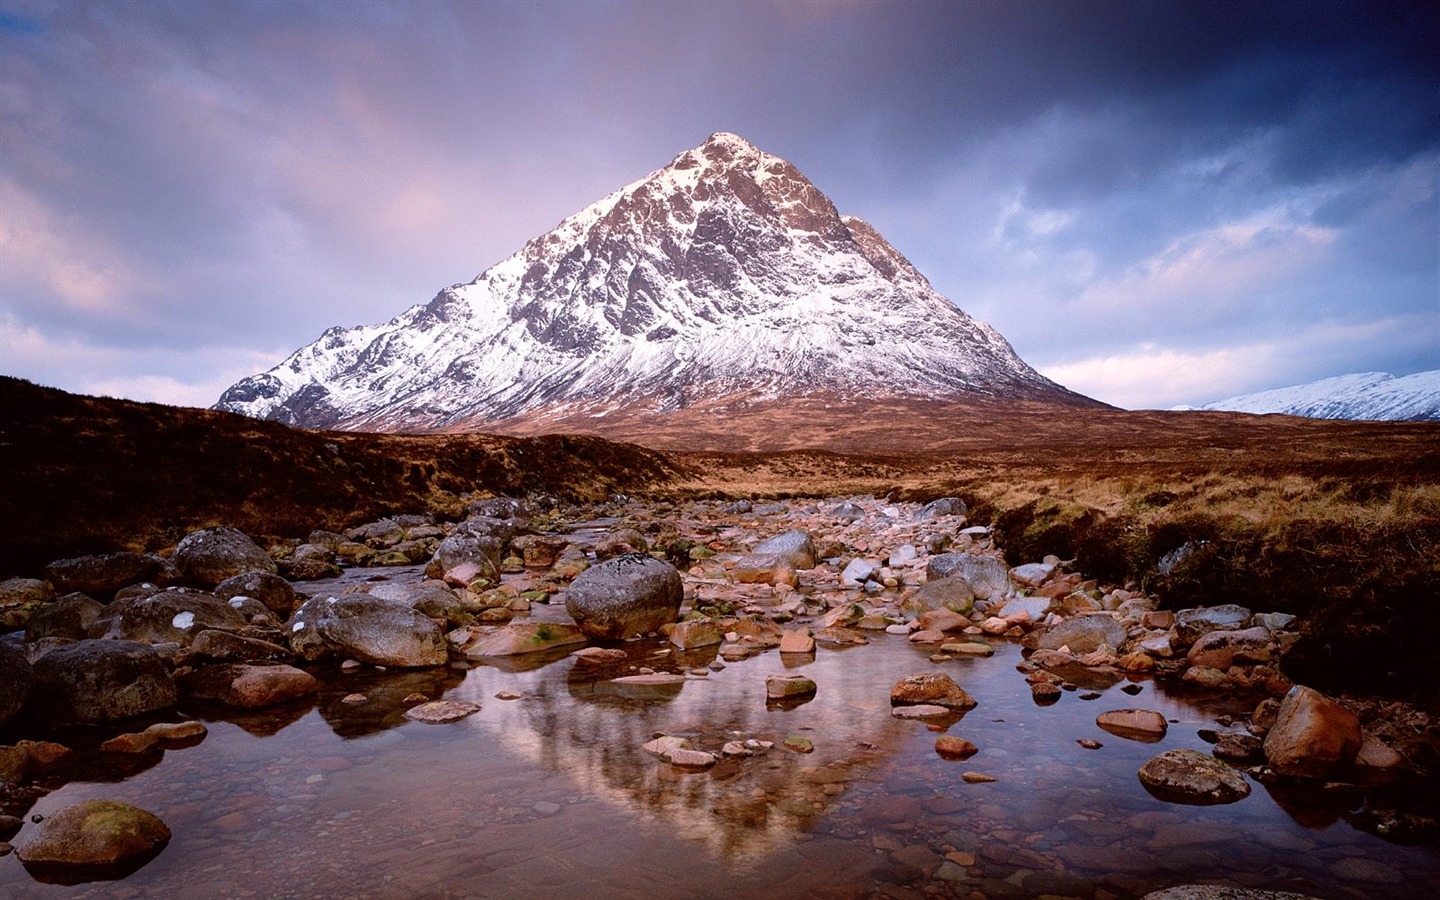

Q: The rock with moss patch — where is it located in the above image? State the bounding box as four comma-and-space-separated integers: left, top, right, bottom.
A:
565, 554, 682, 641
458, 622, 588, 657
1138, 748, 1250, 804
174, 527, 276, 587
17, 799, 170, 873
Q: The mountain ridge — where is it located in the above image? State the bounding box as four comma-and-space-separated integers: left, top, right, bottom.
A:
216, 132, 1098, 434
1188, 369, 1440, 421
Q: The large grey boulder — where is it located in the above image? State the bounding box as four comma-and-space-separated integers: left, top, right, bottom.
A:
360, 581, 470, 623
25, 592, 104, 643
752, 531, 817, 569
29, 639, 177, 724
425, 529, 502, 588
0, 641, 33, 726
906, 576, 975, 615
565, 554, 683, 641
1022, 613, 1127, 654
214, 571, 298, 618
926, 553, 1010, 600
1173, 604, 1253, 646
42, 552, 165, 599
174, 526, 276, 587
915, 498, 967, 520
88, 589, 248, 646
287, 595, 447, 667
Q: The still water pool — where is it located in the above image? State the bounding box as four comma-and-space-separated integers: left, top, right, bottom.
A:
2, 605, 1436, 899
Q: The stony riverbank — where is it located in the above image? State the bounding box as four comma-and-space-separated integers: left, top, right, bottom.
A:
0, 493, 1436, 892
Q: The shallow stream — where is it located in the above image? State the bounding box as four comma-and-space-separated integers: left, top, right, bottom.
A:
2, 567, 1437, 899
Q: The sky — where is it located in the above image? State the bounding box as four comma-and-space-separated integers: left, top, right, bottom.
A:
1, 0, 1436, 411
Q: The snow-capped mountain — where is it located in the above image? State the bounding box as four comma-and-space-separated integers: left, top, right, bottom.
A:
1193, 370, 1440, 421
216, 132, 1095, 432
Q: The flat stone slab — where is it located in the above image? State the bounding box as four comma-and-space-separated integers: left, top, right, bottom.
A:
403, 700, 481, 724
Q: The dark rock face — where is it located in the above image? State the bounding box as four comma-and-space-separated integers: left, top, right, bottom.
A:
88, 589, 249, 645
214, 572, 298, 618
287, 595, 447, 667
174, 527, 276, 587
0, 641, 33, 726
425, 529, 502, 588
178, 662, 318, 708
1262, 685, 1362, 779
564, 554, 683, 641
25, 593, 105, 643
29, 639, 177, 725
43, 552, 165, 599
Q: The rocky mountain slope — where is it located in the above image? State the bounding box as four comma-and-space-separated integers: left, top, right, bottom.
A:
1191, 370, 1440, 421
216, 132, 1097, 433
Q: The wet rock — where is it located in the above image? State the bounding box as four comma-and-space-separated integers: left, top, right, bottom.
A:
288, 595, 447, 667
942, 641, 994, 657
907, 576, 975, 615
926, 553, 1009, 600
915, 608, 969, 633
425, 529, 502, 588
0, 642, 33, 726
642, 735, 715, 768
188, 629, 293, 663
731, 553, 798, 587
669, 617, 723, 650
178, 662, 318, 708
778, 627, 815, 654
571, 646, 627, 662
16, 799, 170, 873
23, 593, 102, 642
455, 622, 584, 656
1031, 682, 1062, 703
43, 553, 165, 599
891, 704, 956, 719
403, 699, 480, 724
213, 572, 298, 618
1182, 665, 1231, 689
891, 672, 977, 711
1186, 627, 1273, 669
1172, 604, 1252, 646
144, 721, 207, 742
1094, 705, 1175, 743
595, 527, 648, 559
99, 731, 158, 754
360, 581, 470, 623
961, 771, 995, 783
1262, 685, 1361, 779
935, 736, 978, 759
89, 589, 248, 645
1355, 736, 1406, 770
1138, 748, 1251, 805
30, 639, 176, 724
1022, 612, 1126, 654
783, 736, 814, 753
1213, 732, 1264, 763
174, 526, 276, 586
766, 673, 817, 700
565, 554, 683, 641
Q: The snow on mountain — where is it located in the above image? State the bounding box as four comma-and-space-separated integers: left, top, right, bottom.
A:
216, 132, 1094, 432
1195, 370, 1440, 421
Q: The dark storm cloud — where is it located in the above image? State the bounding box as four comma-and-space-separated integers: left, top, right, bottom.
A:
0, 0, 1434, 408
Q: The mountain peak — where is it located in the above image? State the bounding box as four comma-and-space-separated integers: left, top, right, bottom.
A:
216, 135, 1097, 434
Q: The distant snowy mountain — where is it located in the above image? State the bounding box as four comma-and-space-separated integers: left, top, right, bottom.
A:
1193, 370, 1440, 421
216, 132, 1096, 432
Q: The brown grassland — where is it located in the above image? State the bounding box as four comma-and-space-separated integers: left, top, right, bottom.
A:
2, 377, 1437, 697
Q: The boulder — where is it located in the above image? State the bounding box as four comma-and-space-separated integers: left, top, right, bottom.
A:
188, 629, 293, 663
766, 673, 817, 700
1096, 709, 1169, 742
778, 627, 815, 653
1186, 627, 1273, 670
840, 558, 877, 586
89, 589, 248, 645
360, 581, 470, 623
456, 622, 588, 657
997, 594, 1054, 622
1022, 613, 1127, 654
830, 500, 864, 521
925, 554, 1009, 600
16, 799, 170, 871
287, 595, 447, 667
214, 571, 298, 618
752, 531, 817, 569
25, 592, 104, 643
595, 527, 648, 559
0, 641, 33, 726
1138, 748, 1251, 805
1009, 562, 1056, 589
564, 554, 683, 641
0, 578, 55, 630
731, 553, 798, 587
935, 735, 978, 759
465, 497, 526, 521
907, 576, 975, 615
178, 662, 318, 708
510, 534, 569, 568
669, 617, 723, 650
915, 498, 967, 520
29, 639, 177, 724
1172, 605, 1253, 646
890, 672, 977, 711
42, 553, 164, 599
425, 530, 502, 588
346, 518, 407, 548
916, 608, 969, 633
1262, 685, 1362, 779
174, 527, 276, 587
